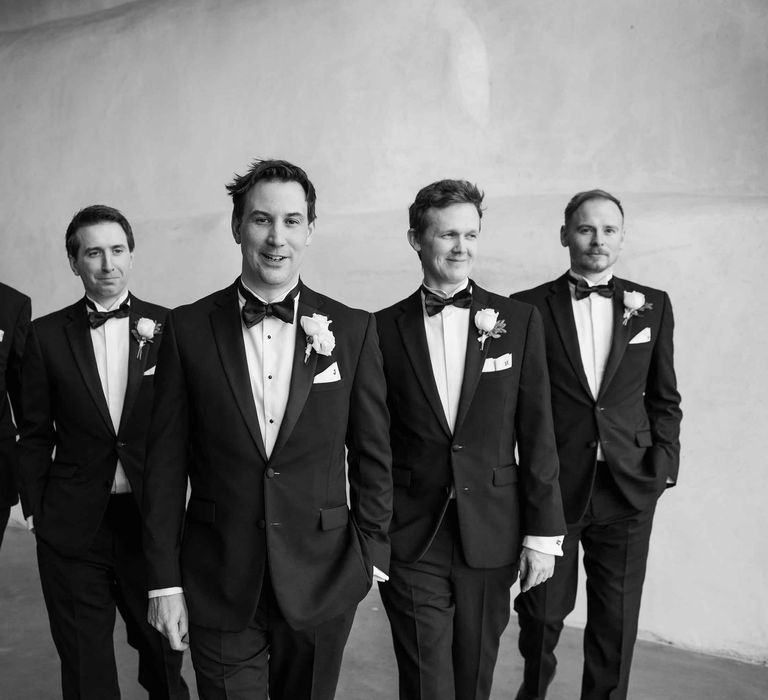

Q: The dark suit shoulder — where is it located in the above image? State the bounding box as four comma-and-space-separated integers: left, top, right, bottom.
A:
510, 279, 559, 305
32, 301, 82, 331
0, 282, 30, 308
130, 295, 169, 320
613, 277, 670, 301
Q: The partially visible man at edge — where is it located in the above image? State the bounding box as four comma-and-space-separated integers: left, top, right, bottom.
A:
512, 189, 682, 700
142, 159, 392, 700
0, 281, 30, 549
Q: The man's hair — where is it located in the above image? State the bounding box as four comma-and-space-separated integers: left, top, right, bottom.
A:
65, 204, 134, 258
408, 179, 485, 239
563, 189, 624, 227
226, 158, 317, 224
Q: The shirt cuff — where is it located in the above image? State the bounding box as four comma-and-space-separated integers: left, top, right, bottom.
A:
372, 565, 389, 583
148, 587, 184, 599
523, 535, 564, 557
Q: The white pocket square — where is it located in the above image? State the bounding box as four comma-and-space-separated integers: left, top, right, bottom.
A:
313, 361, 341, 384
143, 365, 156, 376
629, 328, 651, 345
482, 353, 512, 373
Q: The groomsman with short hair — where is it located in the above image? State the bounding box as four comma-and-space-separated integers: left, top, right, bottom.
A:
18, 205, 188, 700
512, 189, 682, 700
375, 179, 566, 700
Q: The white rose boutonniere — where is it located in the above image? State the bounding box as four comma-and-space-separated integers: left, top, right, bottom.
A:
131, 317, 162, 360
622, 291, 653, 326
474, 308, 506, 350
300, 313, 335, 363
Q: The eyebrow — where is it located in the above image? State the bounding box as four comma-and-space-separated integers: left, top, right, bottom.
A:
249, 209, 305, 219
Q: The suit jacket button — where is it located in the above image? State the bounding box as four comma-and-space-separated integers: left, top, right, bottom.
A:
588, 441, 597, 448
451, 444, 463, 452
265, 468, 275, 479
116, 441, 126, 448
257, 519, 266, 529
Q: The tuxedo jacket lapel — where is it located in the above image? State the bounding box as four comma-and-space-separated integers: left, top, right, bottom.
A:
270, 285, 319, 459
454, 283, 491, 434
64, 300, 114, 434
119, 298, 152, 433
547, 275, 593, 398
599, 277, 631, 398
395, 291, 452, 438
210, 284, 268, 463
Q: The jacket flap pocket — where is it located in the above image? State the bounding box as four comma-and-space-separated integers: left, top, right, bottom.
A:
186, 498, 216, 523
49, 462, 77, 478
320, 504, 349, 531
493, 465, 518, 486
635, 430, 653, 447
392, 467, 412, 488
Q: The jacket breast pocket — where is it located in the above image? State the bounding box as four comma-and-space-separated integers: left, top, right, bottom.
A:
310, 378, 346, 393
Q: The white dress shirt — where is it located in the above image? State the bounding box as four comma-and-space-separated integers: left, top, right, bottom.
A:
240, 282, 298, 459
89, 290, 132, 494
420, 280, 562, 557
568, 271, 614, 461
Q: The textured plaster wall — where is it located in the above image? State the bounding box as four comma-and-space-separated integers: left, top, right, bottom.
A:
1, 0, 767, 663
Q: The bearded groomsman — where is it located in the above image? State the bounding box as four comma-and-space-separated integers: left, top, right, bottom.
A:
512, 189, 682, 700
142, 159, 392, 700
375, 179, 566, 700
17, 205, 188, 700
0, 281, 30, 548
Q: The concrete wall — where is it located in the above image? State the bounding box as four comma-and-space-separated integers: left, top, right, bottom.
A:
1, 0, 767, 663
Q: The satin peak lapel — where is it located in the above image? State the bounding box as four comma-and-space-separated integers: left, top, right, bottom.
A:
598, 278, 631, 398
270, 291, 319, 460
454, 285, 492, 433
546, 276, 593, 398
119, 303, 151, 433
396, 291, 452, 438
64, 301, 114, 434
210, 287, 268, 462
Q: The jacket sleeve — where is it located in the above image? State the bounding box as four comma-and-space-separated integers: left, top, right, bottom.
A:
645, 292, 682, 487
515, 306, 566, 537
142, 311, 190, 589
345, 313, 393, 574
17, 322, 55, 519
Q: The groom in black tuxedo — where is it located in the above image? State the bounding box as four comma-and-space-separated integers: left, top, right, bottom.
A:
18, 205, 188, 700
375, 179, 566, 700
143, 159, 392, 700
512, 190, 682, 700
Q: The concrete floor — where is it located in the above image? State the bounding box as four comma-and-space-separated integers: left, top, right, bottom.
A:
1, 526, 765, 699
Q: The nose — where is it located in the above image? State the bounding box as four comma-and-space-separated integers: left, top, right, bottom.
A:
453, 235, 467, 254
267, 222, 286, 247
591, 230, 606, 247
101, 252, 115, 271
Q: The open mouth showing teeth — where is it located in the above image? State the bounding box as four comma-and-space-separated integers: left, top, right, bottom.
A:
263, 254, 286, 262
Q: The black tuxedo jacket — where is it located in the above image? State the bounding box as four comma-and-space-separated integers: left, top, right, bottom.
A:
513, 273, 682, 524
0, 282, 30, 509
17, 295, 168, 554
375, 282, 565, 568
142, 281, 392, 632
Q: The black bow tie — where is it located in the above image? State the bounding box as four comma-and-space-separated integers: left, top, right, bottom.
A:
422, 286, 473, 317
86, 298, 131, 328
239, 282, 298, 327
568, 275, 615, 301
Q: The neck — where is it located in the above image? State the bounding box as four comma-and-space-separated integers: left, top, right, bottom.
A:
240, 274, 299, 303
422, 277, 469, 297
570, 268, 613, 285
87, 290, 128, 310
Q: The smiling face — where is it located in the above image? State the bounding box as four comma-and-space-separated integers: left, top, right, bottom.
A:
232, 179, 315, 299
408, 203, 479, 293
68, 222, 133, 307
560, 197, 625, 280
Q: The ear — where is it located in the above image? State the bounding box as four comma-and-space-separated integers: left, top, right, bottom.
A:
129, 251, 134, 269
407, 228, 421, 253
68, 256, 80, 277
559, 225, 568, 248
306, 220, 315, 246
231, 213, 241, 244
